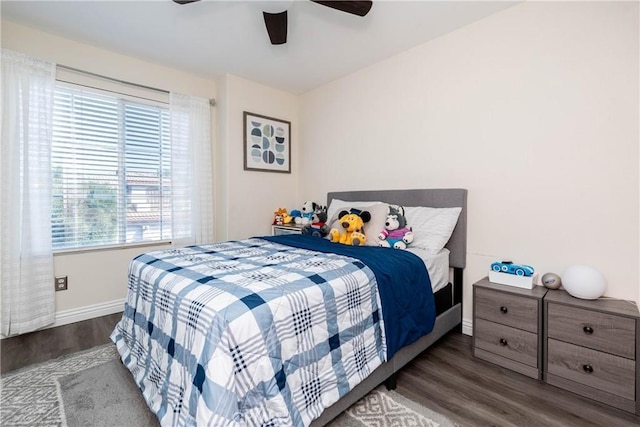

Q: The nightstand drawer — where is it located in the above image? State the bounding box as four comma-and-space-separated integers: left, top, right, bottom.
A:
475, 287, 539, 333
547, 339, 635, 400
475, 318, 538, 367
272, 225, 303, 236
547, 303, 635, 359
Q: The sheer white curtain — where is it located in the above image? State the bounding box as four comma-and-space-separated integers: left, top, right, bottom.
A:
170, 93, 214, 246
1, 50, 56, 336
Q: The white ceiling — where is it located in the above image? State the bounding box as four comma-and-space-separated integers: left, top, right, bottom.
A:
1, 1, 517, 94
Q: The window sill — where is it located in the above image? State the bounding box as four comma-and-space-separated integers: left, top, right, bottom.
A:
53, 240, 172, 256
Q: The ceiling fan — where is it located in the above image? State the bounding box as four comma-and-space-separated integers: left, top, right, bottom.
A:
173, 0, 373, 45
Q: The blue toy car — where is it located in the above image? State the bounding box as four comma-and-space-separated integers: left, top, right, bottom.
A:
491, 261, 535, 277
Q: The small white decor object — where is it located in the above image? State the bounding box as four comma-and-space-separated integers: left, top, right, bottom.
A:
561, 265, 606, 300
488, 271, 538, 290
541, 272, 562, 290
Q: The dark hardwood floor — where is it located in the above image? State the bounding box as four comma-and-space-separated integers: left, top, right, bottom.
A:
1, 312, 122, 373
396, 332, 639, 427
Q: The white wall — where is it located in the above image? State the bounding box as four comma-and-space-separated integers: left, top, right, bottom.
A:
215, 74, 300, 241
299, 2, 640, 326
1, 20, 217, 316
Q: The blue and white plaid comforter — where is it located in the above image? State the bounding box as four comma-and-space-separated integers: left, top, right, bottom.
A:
111, 238, 387, 426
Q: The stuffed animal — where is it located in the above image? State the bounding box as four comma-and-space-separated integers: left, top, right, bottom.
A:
282, 211, 293, 224
329, 208, 371, 246
293, 201, 319, 226
302, 205, 329, 237
379, 205, 414, 249
312, 204, 327, 225
273, 207, 288, 225
273, 207, 293, 225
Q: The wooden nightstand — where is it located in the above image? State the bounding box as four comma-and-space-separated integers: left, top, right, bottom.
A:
544, 289, 640, 415
473, 277, 548, 379
272, 223, 304, 236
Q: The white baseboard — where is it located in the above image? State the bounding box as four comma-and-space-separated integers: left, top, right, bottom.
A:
462, 318, 473, 336
52, 299, 125, 329
1, 298, 125, 340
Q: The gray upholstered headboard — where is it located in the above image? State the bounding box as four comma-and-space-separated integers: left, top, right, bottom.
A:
327, 189, 468, 269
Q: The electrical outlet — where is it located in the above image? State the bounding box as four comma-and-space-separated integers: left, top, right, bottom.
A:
55, 276, 68, 291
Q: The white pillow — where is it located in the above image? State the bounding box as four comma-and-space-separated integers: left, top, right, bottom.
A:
326, 198, 384, 224
327, 203, 388, 247
404, 206, 462, 254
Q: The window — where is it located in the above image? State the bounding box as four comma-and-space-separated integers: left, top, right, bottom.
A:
52, 82, 172, 250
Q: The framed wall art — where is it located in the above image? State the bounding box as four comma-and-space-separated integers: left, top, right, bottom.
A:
243, 111, 291, 173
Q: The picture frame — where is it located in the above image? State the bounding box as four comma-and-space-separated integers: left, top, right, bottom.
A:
243, 111, 291, 173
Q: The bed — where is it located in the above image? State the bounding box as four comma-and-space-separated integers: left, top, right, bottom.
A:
111, 188, 467, 426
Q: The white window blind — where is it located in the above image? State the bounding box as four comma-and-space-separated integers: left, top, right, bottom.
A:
52, 82, 171, 250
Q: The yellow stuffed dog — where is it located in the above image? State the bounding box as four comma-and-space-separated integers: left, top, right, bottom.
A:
329, 209, 371, 246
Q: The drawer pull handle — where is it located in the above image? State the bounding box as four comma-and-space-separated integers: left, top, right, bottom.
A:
500, 306, 508, 314
499, 338, 508, 346
583, 326, 594, 335
582, 364, 594, 374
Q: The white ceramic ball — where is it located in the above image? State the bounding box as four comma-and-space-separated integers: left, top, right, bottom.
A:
561, 265, 606, 300
541, 272, 562, 290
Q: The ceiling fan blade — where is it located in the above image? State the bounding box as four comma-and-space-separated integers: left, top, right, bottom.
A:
263, 10, 288, 45
310, 1, 372, 17
172, 0, 200, 4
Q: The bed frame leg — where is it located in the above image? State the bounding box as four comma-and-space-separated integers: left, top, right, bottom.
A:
384, 373, 397, 390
